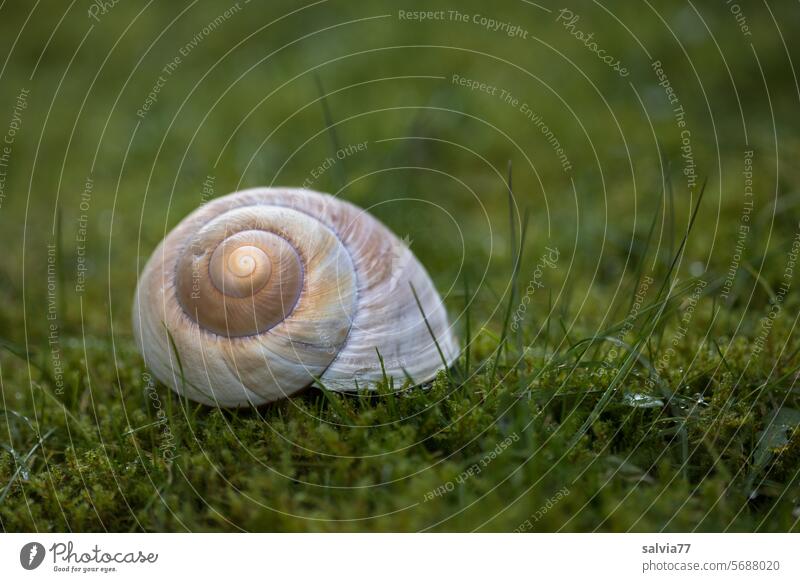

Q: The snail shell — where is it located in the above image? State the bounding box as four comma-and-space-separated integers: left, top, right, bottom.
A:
132, 187, 458, 407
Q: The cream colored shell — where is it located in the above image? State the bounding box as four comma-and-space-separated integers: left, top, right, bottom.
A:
132, 187, 458, 407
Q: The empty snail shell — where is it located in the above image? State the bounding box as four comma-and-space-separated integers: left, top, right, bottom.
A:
132, 187, 458, 407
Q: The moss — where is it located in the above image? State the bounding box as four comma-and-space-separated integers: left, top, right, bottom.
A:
1, 0, 800, 532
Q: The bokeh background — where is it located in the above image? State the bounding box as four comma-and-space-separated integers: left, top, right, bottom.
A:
1, 0, 799, 531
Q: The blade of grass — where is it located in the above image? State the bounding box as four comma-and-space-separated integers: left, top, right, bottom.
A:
507, 160, 525, 360
569, 180, 708, 449
33, 381, 87, 437
312, 376, 353, 421
488, 208, 530, 388
56, 203, 67, 327
462, 271, 472, 378
0, 408, 37, 434
0, 337, 32, 362
666, 161, 675, 267
0, 427, 56, 504
163, 323, 196, 416
314, 73, 347, 191
375, 348, 397, 418
409, 282, 454, 381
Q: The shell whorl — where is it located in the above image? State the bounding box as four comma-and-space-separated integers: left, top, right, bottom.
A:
133, 188, 458, 407
174, 212, 306, 337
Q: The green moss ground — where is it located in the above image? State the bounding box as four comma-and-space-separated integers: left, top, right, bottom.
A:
1, 0, 799, 531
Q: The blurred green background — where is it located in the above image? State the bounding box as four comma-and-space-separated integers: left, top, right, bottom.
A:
1, 0, 799, 532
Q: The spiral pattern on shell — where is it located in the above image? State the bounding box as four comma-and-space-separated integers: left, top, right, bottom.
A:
133, 188, 458, 407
